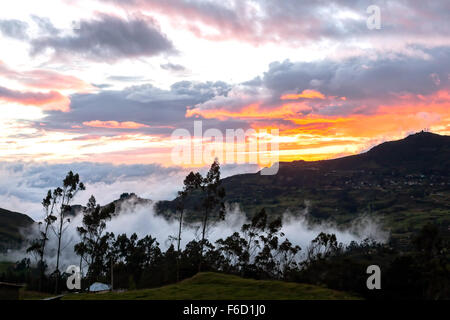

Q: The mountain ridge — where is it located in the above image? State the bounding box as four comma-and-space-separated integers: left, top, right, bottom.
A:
157, 131, 450, 242
264, 131, 450, 173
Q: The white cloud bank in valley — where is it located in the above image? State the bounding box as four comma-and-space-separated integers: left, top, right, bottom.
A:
0, 161, 389, 272
6, 200, 389, 273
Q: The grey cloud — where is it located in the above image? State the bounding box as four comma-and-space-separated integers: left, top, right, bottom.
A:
170, 80, 230, 99
107, 75, 147, 82
34, 80, 247, 135
92, 83, 113, 89
261, 46, 450, 101
160, 62, 186, 72
30, 14, 174, 62
0, 19, 29, 40
30, 15, 59, 35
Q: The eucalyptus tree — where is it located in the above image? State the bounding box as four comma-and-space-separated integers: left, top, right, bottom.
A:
27, 190, 57, 291
175, 171, 202, 281
51, 171, 85, 292
74, 196, 115, 287
198, 159, 225, 272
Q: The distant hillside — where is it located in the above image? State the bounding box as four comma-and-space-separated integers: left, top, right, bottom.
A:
63, 272, 359, 300
67, 193, 153, 217
157, 132, 450, 242
0, 208, 35, 253
248, 131, 450, 181
110, 193, 153, 213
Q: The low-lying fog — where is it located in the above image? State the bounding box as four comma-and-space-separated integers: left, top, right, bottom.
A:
6, 200, 389, 272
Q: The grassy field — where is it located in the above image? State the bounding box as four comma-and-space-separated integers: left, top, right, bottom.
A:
63, 272, 359, 300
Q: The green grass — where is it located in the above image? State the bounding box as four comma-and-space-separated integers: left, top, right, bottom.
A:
63, 272, 360, 300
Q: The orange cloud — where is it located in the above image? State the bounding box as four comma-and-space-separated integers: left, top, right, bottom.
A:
222, 90, 450, 162
281, 89, 325, 100
186, 89, 450, 163
186, 102, 312, 120
22, 70, 94, 92
83, 120, 150, 129
0, 86, 70, 111
0, 61, 93, 92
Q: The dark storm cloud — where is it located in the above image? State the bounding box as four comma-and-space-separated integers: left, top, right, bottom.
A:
30, 14, 174, 62
0, 19, 29, 40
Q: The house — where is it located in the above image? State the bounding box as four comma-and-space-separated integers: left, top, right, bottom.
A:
89, 282, 111, 293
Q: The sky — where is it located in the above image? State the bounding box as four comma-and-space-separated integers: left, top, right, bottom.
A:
0, 1, 450, 217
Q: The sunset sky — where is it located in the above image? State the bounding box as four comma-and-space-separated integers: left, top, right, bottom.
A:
0, 0, 449, 171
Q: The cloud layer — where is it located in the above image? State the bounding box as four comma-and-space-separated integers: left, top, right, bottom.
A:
0, 161, 259, 220
0, 19, 29, 40
6, 200, 389, 273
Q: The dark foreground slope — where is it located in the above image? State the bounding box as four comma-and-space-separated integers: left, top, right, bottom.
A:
63, 272, 359, 300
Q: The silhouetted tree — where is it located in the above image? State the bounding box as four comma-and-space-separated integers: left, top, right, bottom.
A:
175, 171, 202, 281
198, 159, 225, 272
306, 232, 341, 262
27, 190, 57, 291
216, 232, 246, 273
108, 233, 162, 289
51, 171, 85, 293
254, 216, 284, 278
241, 209, 268, 271
74, 196, 115, 288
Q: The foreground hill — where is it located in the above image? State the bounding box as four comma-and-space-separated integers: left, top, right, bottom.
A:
63, 272, 359, 300
0, 208, 34, 253
158, 132, 450, 243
